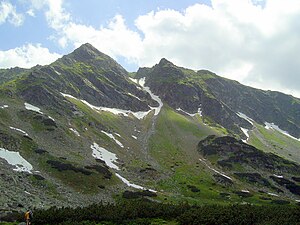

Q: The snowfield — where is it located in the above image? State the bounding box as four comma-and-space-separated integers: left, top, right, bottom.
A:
0, 105, 8, 109
61, 79, 164, 120
265, 122, 300, 141
115, 173, 156, 193
61, 93, 151, 120
25, 102, 43, 114
176, 107, 202, 117
69, 128, 80, 137
91, 142, 119, 170
0, 148, 33, 173
240, 127, 250, 143
236, 112, 254, 125
9, 126, 29, 136
101, 131, 124, 148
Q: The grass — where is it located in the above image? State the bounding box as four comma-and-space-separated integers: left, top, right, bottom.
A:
147, 106, 243, 204
249, 123, 300, 163
146, 107, 290, 205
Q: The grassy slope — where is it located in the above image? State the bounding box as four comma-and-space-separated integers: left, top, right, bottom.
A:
147, 107, 247, 204
1, 92, 298, 206
249, 123, 300, 163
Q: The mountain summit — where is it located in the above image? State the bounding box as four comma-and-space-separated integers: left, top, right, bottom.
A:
137, 59, 300, 139
58, 43, 127, 76
0, 43, 300, 215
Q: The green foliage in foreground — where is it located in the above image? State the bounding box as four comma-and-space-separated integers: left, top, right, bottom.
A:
11, 200, 300, 225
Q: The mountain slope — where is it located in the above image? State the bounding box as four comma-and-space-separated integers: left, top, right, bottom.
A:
1, 43, 156, 115
136, 59, 300, 140
0, 44, 300, 217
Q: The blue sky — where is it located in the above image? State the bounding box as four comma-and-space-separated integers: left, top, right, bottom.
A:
1, 0, 300, 97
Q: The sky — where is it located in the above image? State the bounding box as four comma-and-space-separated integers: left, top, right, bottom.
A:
1, 0, 300, 98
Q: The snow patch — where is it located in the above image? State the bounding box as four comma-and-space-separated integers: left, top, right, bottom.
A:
129, 77, 138, 84
101, 131, 124, 148
48, 116, 55, 121
24, 103, 43, 114
114, 133, 121, 137
240, 127, 249, 143
0, 105, 8, 109
273, 174, 283, 178
24, 191, 31, 195
143, 87, 163, 116
0, 148, 33, 173
134, 127, 141, 133
128, 92, 141, 100
91, 142, 119, 170
176, 107, 202, 117
69, 128, 80, 137
132, 135, 137, 140
267, 192, 279, 197
115, 173, 156, 192
54, 69, 61, 75
236, 112, 254, 125
138, 77, 163, 116
264, 122, 300, 141
61, 93, 151, 120
199, 158, 232, 181
9, 126, 28, 136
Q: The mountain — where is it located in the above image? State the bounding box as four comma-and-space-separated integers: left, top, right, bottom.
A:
137, 58, 300, 138
0, 43, 300, 218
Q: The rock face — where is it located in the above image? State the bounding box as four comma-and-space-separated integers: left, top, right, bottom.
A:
137, 59, 300, 138
205, 77, 300, 138
11, 43, 156, 113
197, 135, 300, 196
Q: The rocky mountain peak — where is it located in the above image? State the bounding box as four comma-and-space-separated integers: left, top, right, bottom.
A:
54, 43, 127, 76
65, 43, 111, 63
158, 58, 175, 67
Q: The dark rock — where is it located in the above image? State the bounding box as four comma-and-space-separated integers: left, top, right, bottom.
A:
292, 176, 300, 182
41, 118, 57, 127
22, 135, 33, 141
259, 197, 272, 201
270, 176, 300, 195
32, 174, 45, 180
220, 192, 230, 197
122, 190, 157, 199
234, 173, 271, 186
85, 165, 112, 179
234, 191, 253, 198
46, 160, 92, 175
187, 185, 200, 192
34, 148, 48, 154
213, 174, 233, 186
198, 135, 300, 174
271, 199, 290, 205
217, 160, 233, 168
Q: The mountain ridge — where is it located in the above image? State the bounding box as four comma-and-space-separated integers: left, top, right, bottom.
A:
0, 43, 300, 216
136, 58, 300, 139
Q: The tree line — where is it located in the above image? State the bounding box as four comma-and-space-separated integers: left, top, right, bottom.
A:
8, 200, 300, 224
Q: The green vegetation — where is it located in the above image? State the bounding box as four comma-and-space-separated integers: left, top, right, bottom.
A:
6, 200, 300, 225
249, 124, 300, 163
148, 107, 235, 204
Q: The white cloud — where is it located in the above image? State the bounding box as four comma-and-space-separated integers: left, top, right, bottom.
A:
27, 0, 70, 29
133, 0, 300, 97
60, 15, 143, 62
0, 1, 24, 26
0, 44, 61, 68
26, 9, 35, 17
14, 0, 300, 97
